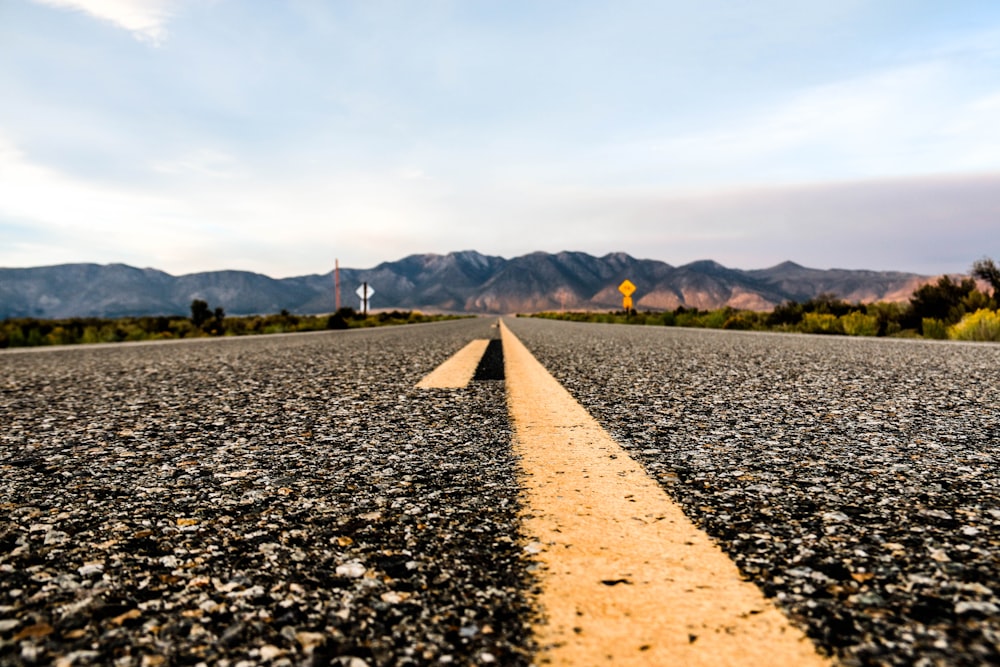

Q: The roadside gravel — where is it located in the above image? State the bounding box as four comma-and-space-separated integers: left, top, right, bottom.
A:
505, 317, 999, 666
1, 320, 534, 666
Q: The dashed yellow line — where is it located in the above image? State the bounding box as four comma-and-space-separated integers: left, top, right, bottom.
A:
416, 339, 490, 389
500, 321, 831, 666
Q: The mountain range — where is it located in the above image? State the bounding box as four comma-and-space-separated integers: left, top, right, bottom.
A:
0, 251, 931, 319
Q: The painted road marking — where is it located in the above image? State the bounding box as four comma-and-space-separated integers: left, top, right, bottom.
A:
500, 321, 831, 666
416, 339, 491, 389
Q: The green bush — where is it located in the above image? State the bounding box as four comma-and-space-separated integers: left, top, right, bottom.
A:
700, 309, 729, 329
674, 310, 701, 328
800, 312, 842, 334
907, 275, 985, 328
865, 302, 905, 336
46, 326, 75, 346
723, 311, 766, 331
921, 318, 948, 340
656, 311, 677, 326
0, 310, 462, 347
948, 309, 1000, 342
840, 311, 879, 336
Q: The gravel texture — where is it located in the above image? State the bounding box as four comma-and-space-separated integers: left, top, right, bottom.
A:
505, 317, 1000, 666
1, 321, 534, 666
6, 314, 999, 666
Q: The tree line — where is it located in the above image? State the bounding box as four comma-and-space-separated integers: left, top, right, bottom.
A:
0, 302, 464, 349
531, 258, 1000, 342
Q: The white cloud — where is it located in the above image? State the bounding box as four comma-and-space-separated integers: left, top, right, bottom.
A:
0, 133, 202, 264
916, 25, 1000, 62
150, 149, 244, 180
0, 134, 155, 228
589, 50, 1000, 192
939, 92, 1000, 169
629, 63, 954, 185
2, 124, 996, 276
31, 0, 182, 44
0, 132, 459, 276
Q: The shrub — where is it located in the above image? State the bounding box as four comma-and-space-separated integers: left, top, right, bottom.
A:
907, 275, 982, 327
865, 301, 905, 336
46, 326, 75, 346
841, 311, 879, 336
190, 299, 211, 327
890, 328, 922, 338
972, 257, 1000, 299
723, 311, 763, 330
701, 309, 729, 329
656, 311, 677, 327
326, 312, 349, 330
948, 309, 1000, 342
674, 311, 701, 328
800, 312, 842, 334
3, 325, 25, 348
804, 293, 854, 317
767, 300, 804, 327
921, 318, 947, 340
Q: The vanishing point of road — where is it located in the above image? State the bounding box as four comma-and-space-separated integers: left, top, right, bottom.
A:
2, 317, 998, 665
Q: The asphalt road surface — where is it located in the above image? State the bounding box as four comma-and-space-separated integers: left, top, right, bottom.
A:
2, 317, 999, 666
504, 316, 999, 666
1, 320, 533, 666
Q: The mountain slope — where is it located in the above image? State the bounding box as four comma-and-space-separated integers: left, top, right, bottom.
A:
746, 262, 928, 304
0, 252, 931, 319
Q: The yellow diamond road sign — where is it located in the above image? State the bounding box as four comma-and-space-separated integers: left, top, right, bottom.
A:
618, 279, 636, 297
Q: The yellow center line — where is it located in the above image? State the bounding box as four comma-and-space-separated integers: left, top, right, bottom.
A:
500, 321, 831, 666
416, 339, 490, 389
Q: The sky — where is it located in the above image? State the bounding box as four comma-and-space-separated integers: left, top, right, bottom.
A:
1, 0, 999, 277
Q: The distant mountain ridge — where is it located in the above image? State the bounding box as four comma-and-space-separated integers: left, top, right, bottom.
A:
0, 251, 931, 319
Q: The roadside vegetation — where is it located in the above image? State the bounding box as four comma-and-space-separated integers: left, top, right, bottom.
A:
528, 258, 1000, 343
0, 302, 466, 349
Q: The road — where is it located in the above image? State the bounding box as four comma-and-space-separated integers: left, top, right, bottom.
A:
504, 316, 1000, 666
1, 320, 532, 665
2, 317, 998, 665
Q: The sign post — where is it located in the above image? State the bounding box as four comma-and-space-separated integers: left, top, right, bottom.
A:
355, 283, 375, 316
618, 279, 636, 314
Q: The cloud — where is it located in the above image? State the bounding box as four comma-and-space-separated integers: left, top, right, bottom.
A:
0, 134, 164, 226
0, 133, 199, 264
31, 0, 181, 44
0, 131, 456, 276
551, 173, 1000, 274
590, 41, 1000, 191
4, 142, 997, 278
625, 63, 947, 184
3, 119, 997, 278
150, 149, 244, 180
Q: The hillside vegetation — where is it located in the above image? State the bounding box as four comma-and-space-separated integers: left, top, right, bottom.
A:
529, 259, 1000, 343
0, 306, 466, 349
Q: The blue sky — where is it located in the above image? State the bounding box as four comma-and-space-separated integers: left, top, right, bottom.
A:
1, 0, 999, 277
